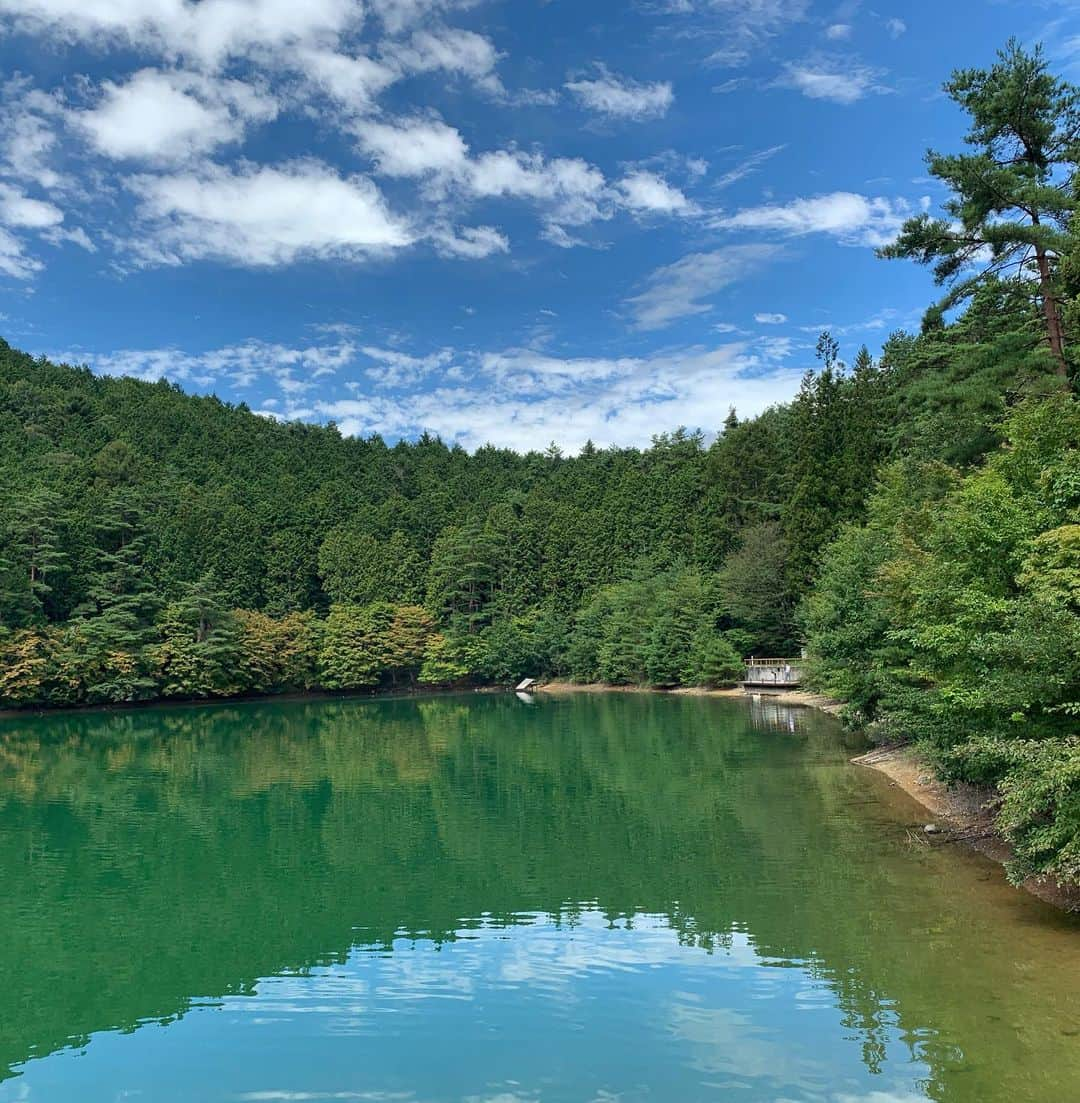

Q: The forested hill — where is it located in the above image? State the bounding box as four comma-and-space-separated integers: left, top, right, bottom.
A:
1, 40, 1079, 887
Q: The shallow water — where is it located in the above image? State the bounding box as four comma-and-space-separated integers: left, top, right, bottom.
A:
0, 691, 1076, 1103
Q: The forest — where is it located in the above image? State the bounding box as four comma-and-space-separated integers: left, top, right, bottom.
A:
0, 42, 1077, 885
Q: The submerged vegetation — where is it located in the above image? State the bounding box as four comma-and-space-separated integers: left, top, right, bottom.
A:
0, 42, 1078, 883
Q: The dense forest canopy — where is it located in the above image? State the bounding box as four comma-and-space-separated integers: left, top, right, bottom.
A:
0, 42, 1078, 884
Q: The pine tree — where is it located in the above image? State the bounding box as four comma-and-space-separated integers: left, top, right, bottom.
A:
74, 490, 160, 701
0, 488, 69, 626
153, 572, 242, 698
880, 40, 1079, 379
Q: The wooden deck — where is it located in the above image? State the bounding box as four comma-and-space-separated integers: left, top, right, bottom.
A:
741, 658, 803, 690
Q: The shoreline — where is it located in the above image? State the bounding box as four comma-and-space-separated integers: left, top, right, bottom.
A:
0, 681, 498, 722
536, 681, 1080, 914
537, 680, 845, 713
852, 744, 1080, 913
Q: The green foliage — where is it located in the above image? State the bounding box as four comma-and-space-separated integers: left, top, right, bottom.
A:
318, 527, 422, 606
949, 737, 1080, 886
319, 602, 437, 690
235, 609, 322, 693
319, 603, 394, 690
425, 522, 506, 630
564, 570, 739, 689
717, 523, 798, 655
687, 633, 744, 688
0, 625, 85, 707
804, 395, 1080, 880
418, 632, 482, 685
475, 609, 561, 683
153, 574, 243, 699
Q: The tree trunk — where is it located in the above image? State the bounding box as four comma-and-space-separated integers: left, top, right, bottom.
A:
1033, 242, 1069, 381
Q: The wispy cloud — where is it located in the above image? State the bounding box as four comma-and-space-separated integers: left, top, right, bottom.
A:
714, 145, 786, 190
713, 191, 912, 247
58, 337, 359, 391
310, 340, 804, 450
693, 1, 811, 66
778, 57, 890, 104
624, 244, 783, 330
55, 329, 808, 453
565, 66, 674, 121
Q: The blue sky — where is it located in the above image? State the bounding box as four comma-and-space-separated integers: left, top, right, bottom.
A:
0, 0, 1075, 451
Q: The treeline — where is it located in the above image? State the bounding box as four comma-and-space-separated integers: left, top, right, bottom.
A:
0, 42, 1078, 882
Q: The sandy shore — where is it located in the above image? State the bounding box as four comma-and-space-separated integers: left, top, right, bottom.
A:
536, 681, 1079, 912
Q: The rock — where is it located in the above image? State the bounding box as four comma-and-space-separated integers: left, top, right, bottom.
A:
924, 823, 941, 835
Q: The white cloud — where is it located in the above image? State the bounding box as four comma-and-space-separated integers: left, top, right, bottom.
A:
124, 160, 413, 267
713, 191, 909, 246
0, 0, 703, 273
353, 116, 468, 177
62, 337, 359, 391
361, 344, 454, 387
624, 243, 783, 330
0, 226, 41, 278
429, 223, 509, 258
0, 0, 366, 70
565, 66, 674, 121
385, 26, 502, 88
0, 3, 501, 109
368, 0, 469, 35
292, 48, 398, 113
65, 329, 808, 453
540, 223, 587, 250
825, 23, 852, 40
754, 311, 787, 324
0, 180, 89, 278
885, 17, 906, 38
0, 181, 63, 228
0, 80, 64, 189
350, 114, 696, 243
796, 307, 904, 336
779, 59, 888, 104
616, 171, 695, 215
78, 69, 277, 162
466, 150, 608, 227
312, 340, 804, 451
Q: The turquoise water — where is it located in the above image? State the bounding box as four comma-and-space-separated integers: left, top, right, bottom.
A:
0, 691, 1077, 1102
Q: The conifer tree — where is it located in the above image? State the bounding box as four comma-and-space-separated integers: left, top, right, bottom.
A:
0, 488, 69, 626
154, 572, 242, 698
880, 40, 1079, 379
75, 491, 160, 700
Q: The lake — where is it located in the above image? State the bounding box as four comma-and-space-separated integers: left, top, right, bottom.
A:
0, 691, 1077, 1102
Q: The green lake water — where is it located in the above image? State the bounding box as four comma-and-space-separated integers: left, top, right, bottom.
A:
0, 691, 1077, 1102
